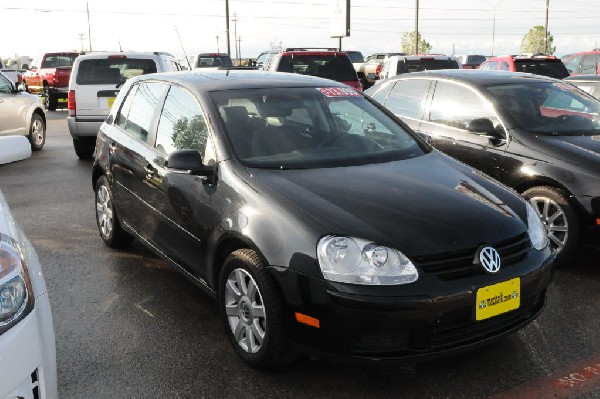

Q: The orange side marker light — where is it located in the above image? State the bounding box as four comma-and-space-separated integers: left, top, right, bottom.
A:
295, 312, 320, 328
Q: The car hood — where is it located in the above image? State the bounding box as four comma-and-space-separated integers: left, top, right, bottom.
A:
248, 152, 528, 257
535, 134, 600, 167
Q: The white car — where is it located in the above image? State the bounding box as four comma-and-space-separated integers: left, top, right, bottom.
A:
378, 54, 462, 81
0, 138, 57, 398
67, 51, 183, 159
0, 71, 46, 151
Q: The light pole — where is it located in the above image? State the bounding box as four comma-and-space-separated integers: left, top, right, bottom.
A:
414, 0, 419, 55
86, 0, 92, 51
233, 13, 239, 64
544, 0, 549, 53
216, 35, 220, 53
225, 0, 231, 56
488, 0, 505, 56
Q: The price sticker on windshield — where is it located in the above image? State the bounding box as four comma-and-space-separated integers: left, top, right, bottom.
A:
317, 87, 361, 97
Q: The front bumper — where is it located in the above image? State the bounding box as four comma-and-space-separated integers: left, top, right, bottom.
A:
270, 248, 554, 363
0, 292, 58, 399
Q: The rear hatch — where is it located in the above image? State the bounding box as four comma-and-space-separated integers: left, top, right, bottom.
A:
277, 52, 361, 90
397, 57, 460, 73
514, 59, 570, 79
72, 55, 158, 118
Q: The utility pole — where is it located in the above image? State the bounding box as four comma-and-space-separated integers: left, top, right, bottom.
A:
216, 35, 220, 53
414, 0, 419, 55
544, 0, 549, 53
237, 36, 242, 65
78, 34, 85, 52
225, 0, 231, 56
233, 13, 239, 64
86, 0, 92, 51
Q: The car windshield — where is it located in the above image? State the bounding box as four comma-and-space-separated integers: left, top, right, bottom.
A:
513, 59, 570, 79
196, 55, 233, 68
76, 58, 158, 85
209, 87, 425, 169
487, 81, 600, 135
277, 55, 357, 81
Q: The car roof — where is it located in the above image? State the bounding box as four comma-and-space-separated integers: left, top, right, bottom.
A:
131, 69, 350, 91
385, 69, 558, 86
564, 75, 600, 82
75, 51, 173, 60
387, 54, 458, 61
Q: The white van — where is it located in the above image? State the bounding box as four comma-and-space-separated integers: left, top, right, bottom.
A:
67, 51, 182, 158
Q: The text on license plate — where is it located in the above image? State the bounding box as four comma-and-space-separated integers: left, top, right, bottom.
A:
476, 278, 520, 321
107, 97, 116, 108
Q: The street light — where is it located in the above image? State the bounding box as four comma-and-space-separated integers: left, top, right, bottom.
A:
486, 0, 505, 56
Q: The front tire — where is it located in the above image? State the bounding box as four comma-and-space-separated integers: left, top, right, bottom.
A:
73, 137, 96, 159
522, 186, 580, 263
95, 175, 133, 248
28, 113, 45, 151
219, 249, 295, 369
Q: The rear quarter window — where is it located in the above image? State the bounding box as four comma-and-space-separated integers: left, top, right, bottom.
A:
76, 58, 158, 85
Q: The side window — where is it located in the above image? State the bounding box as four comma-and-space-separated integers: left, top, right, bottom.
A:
155, 86, 208, 156
115, 82, 167, 141
580, 55, 599, 74
500, 62, 510, 71
0, 74, 13, 93
429, 81, 497, 130
115, 84, 139, 129
564, 55, 582, 73
385, 79, 431, 119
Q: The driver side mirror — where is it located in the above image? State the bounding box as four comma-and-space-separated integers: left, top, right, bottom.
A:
166, 150, 215, 183
466, 118, 506, 143
15, 82, 26, 92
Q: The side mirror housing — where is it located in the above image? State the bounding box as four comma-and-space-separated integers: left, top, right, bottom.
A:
466, 118, 506, 143
166, 150, 215, 183
15, 82, 26, 92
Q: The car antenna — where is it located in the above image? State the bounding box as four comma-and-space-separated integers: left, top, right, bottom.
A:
174, 26, 192, 70
118, 37, 122, 52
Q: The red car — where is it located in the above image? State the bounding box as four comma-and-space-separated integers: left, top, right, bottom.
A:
478, 54, 570, 79
562, 50, 600, 75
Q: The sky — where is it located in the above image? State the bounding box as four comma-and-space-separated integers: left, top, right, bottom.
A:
2, 0, 599, 64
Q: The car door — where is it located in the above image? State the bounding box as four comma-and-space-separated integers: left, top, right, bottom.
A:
418, 80, 508, 179
0, 74, 28, 136
108, 81, 168, 239
143, 85, 216, 278
380, 78, 432, 135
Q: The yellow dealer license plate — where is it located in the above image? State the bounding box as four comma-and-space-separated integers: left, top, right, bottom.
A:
476, 278, 520, 321
107, 97, 116, 108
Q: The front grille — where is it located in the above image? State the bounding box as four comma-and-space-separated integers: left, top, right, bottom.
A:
415, 233, 532, 281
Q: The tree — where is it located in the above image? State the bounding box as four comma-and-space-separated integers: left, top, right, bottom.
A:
521, 25, 555, 54
401, 31, 432, 55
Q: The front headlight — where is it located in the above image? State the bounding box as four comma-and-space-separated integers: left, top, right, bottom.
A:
0, 235, 34, 334
317, 236, 419, 285
526, 202, 548, 250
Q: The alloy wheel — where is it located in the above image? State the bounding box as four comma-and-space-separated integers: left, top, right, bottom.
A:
96, 185, 114, 239
529, 196, 569, 253
30, 119, 44, 146
224, 268, 267, 354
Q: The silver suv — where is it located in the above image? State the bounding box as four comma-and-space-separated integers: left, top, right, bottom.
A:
67, 51, 182, 158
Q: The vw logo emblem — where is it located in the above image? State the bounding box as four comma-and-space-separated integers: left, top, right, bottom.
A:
479, 246, 501, 274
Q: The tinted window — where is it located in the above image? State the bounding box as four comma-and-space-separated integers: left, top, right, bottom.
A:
277, 55, 357, 81
513, 60, 570, 79
396, 59, 459, 74
430, 81, 497, 130
209, 87, 424, 168
41, 54, 78, 68
76, 58, 158, 85
487, 81, 600, 135
155, 86, 208, 155
116, 82, 167, 141
345, 51, 364, 63
385, 79, 431, 119
466, 55, 486, 65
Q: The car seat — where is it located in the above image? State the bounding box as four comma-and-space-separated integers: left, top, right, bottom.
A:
251, 100, 308, 157
222, 106, 264, 158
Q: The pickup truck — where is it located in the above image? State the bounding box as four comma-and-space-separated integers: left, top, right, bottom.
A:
22, 52, 79, 110
0, 58, 21, 84
353, 52, 405, 89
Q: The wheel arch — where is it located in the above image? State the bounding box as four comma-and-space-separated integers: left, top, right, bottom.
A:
514, 176, 572, 198
92, 164, 105, 190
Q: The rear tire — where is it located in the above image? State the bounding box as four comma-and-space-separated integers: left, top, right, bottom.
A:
94, 175, 133, 248
522, 186, 580, 264
28, 113, 46, 151
219, 249, 296, 369
73, 137, 96, 159
44, 86, 57, 111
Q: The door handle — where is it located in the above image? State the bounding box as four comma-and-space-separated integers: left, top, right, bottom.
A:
109, 143, 116, 154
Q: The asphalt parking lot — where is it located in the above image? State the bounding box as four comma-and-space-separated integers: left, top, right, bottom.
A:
1, 110, 599, 398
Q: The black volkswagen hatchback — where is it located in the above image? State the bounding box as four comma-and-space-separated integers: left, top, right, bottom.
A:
93, 70, 554, 368
366, 70, 600, 263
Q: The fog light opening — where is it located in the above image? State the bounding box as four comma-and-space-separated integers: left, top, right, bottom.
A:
295, 312, 320, 328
